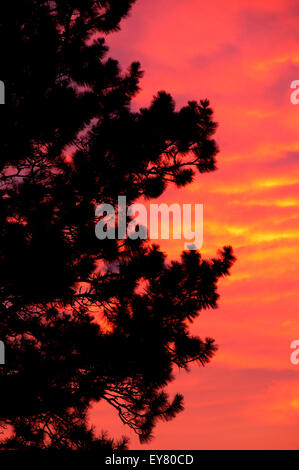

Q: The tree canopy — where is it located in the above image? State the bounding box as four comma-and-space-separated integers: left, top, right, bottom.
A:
0, 0, 235, 449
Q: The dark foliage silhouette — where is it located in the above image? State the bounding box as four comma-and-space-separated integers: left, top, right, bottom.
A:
0, 0, 235, 449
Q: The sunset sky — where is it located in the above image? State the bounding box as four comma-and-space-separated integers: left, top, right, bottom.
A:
92, 0, 299, 449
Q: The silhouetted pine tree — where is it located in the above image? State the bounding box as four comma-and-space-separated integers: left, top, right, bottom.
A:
0, 0, 235, 449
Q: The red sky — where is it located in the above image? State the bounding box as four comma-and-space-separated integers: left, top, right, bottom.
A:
92, 0, 299, 449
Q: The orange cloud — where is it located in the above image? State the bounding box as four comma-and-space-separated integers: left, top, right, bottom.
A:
99, 0, 299, 449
